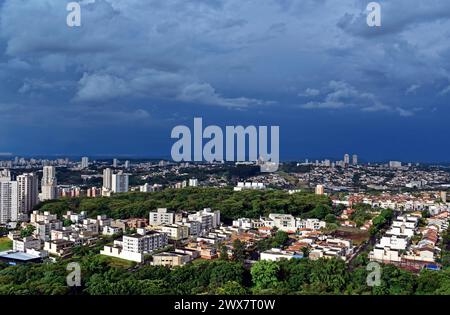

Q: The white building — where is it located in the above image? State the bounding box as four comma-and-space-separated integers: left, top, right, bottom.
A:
81, 157, 89, 169
30, 211, 63, 241
0, 170, 18, 224
101, 230, 168, 263
352, 154, 358, 166
296, 218, 327, 230
149, 208, 175, 226
17, 173, 39, 217
13, 236, 41, 252
41, 166, 57, 201
189, 178, 198, 187
102, 225, 122, 236
111, 171, 129, 193
267, 214, 296, 232
161, 224, 189, 241
188, 208, 221, 233
260, 248, 301, 261
102, 168, 112, 191
234, 182, 266, 191
389, 161, 402, 168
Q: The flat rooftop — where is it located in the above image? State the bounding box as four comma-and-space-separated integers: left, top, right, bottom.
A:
0, 250, 40, 261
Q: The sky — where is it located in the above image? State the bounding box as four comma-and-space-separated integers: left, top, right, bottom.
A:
0, 0, 450, 162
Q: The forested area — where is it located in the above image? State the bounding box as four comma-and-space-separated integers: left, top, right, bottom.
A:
35, 188, 333, 222
1, 254, 449, 295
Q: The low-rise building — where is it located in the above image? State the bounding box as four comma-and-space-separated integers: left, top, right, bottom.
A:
260, 248, 303, 261
152, 252, 191, 267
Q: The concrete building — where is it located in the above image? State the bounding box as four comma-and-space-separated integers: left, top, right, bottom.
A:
344, 154, 350, 165
260, 248, 303, 261
152, 252, 191, 267
188, 208, 221, 233
315, 184, 325, 195
161, 224, 189, 241
149, 208, 175, 226
189, 178, 198, 187
100, 230, 168, 263
17, 173, 39, 217
352, 154, 358, 166
102, 168, 112, 191
441, 191, 447, 203
81, 157, 89, 169
13, 236, 41, 252
111, 171, 129, 193
41, 166, 57, 201
0, 170, 18, 223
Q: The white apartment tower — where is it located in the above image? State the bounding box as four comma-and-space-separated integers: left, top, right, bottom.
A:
81, 157, 89, 169
344, 154, 350, 165
103, 168, 112, 190
112, 171, 129, 193
41, 166, 57, 201
352, 154, 358, 166
0, 170, 18, 224
17, 173, 39, 215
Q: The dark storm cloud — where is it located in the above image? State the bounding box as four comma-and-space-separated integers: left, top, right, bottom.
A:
0, 0, 449, 159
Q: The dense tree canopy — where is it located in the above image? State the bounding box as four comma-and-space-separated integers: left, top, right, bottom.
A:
35, 188, 332, 222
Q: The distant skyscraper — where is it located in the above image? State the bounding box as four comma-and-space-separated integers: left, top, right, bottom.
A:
41, 166, 57, 201
113, 159, 119, 168
441, 191, 447, 203
112, 171, 129, 193
344, 154, 350, 165
124, 160, 130, 169
315, 184, 325, 195
352, 154, 358, 166
17, 173, 39, 215
81, 157, 89, 169
103, 168, 112, 190
0, 170, 18, 223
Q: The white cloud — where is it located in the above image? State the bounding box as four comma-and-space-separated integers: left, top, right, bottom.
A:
406, 84, 420, 95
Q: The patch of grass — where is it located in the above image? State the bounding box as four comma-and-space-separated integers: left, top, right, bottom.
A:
100, 255, 136, 269
0, 237, 12, 251
334, 227, 369, 246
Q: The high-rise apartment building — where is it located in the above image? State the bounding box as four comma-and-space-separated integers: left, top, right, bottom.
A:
344, 154, 350, 165
112, 171, 129, 193
0, 170, 18, 224
81, 157, 89, 169
102, 168, 112, 191
113, 159, 119, 168
41, 166, 57, 201
352, 154, 358, 166
441, 191, 447, 203
17, 173, 39, 215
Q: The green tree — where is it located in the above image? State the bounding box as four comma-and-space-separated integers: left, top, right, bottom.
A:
232, 240, 246, 262
251, 260, 280, 291
20, 225, 35, 238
